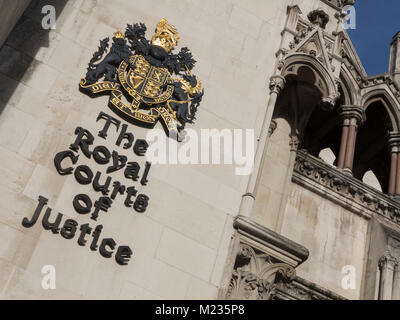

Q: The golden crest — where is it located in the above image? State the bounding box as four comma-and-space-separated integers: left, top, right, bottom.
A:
151, 18, 179, 52
80, 19, 204, 141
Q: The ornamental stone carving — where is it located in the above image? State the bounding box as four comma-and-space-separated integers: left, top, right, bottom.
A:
307, 9, 329, 29
221, 216, 309, 300
293, 150, 400, 225
289, 135, 300, 151
269, 75, 285, 95
275, 276, 346, 300
379, 251, 398, 270
322, 0, 355, 9
339, 105, 366, 126
320, 92, 341, 110
225, 244, 296, 300
268, 120, 277, 136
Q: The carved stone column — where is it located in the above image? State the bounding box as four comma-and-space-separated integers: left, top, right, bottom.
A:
378, 251, 397, 300
337, 118, 349, 169
389, 147, 398, 196
337, 105, 365, 174
388, 132, 400, 196
239, 75, 285, 218
392, 260, 400, 300
275, 135, 300, 232
220, 216, 309, 300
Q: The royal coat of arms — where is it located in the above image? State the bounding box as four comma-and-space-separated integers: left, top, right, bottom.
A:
79, 18, 203, 141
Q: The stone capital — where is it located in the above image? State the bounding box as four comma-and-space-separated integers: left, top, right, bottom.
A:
339, 105, 366, 127
320, 93, 341, 111
269, 75, 285, 95
388, 132, 400, 151
379, 251, 398, 270
225, 241, 298, 300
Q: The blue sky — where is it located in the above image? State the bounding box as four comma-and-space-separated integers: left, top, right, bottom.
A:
347, 0, 400, 76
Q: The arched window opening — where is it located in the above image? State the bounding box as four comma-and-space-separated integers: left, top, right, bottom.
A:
299, 103, 343, 166
254, 63, 329, 221
294, 82, 398, 196
352, 101, 392, 194
272, 65, 324, 139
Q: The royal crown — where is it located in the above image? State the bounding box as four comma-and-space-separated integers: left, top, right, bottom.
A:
113, 29, 125, 39
151, 18, 179, 52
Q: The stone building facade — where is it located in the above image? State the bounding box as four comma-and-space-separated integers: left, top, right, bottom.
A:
0, 0, 399, 300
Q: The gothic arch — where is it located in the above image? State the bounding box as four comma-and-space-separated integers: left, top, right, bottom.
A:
350, 90, 399, 194
361, 89, 400, 131
280, 53, 340, 109
339, 67, 358, 106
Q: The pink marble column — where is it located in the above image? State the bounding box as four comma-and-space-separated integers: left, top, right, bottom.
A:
343, 119, 358, 171
388, 133, 400, 196
339, 106, 365, 174
337, 119, 349, 169
388, 149, 398, 196
396, 154, 400, 196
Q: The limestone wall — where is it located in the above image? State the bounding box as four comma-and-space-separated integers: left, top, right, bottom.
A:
0, 0, 293, 299
0, 0, 31, 48
280, 184, 369, 300
249, 0, 372, 300
0, 0, 372, 300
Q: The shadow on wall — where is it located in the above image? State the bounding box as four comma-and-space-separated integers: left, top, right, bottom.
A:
0, 0, 68, 115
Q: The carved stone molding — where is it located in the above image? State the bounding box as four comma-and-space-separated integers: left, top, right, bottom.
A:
288, 24, 313, 51
268, 119, 277, 136
388, 132, 400, 149
233, 216, 309, 262
269, 75, 285, 95
379, 251, 398, 270
225, 244, 296, 300
321, 0, 355, 10
275, 276, 346, 300
307, 9, 329, 29
293, 150, 400, 225
289, 135, 300, 151
320, 92, 341, 110
221, 216, 309, 300
339, 105, 366, 126
286, 5, 302, 33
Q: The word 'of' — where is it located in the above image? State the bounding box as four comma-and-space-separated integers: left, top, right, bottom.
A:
22, 196, 132, 265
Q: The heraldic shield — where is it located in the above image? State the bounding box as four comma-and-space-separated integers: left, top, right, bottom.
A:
124, 55, 174, 108
79, 18, 204, 141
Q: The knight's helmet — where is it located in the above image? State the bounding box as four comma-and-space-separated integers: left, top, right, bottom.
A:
151, 18, 179, 53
